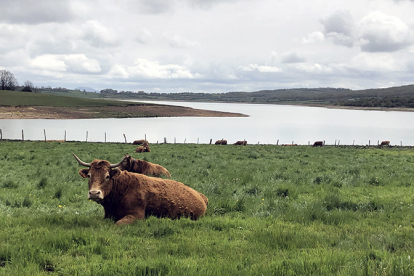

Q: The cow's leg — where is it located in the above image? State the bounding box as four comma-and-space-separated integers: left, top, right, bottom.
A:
115, 210, 145, 225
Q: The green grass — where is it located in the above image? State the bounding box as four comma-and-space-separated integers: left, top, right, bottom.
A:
1, 141, 414, 275
0, 90, 146, 107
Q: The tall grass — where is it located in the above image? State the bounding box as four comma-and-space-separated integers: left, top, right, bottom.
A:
1, 141, 414, 275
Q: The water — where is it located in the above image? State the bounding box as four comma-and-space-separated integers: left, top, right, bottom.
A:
1, 101, 414, 146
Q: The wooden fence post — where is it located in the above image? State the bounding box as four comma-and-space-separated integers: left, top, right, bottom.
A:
164, 137, 167, 144
64, 130, 67, 142
123, 134, 127, 143
86, 131, 88, 142
44, 129, 46, 142
209, 139, 212, 144
0, 129, 2, 140
104, 132, 106, 143
22, 130, 24, 141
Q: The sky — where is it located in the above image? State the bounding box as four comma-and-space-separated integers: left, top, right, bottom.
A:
1, 0, 414, 93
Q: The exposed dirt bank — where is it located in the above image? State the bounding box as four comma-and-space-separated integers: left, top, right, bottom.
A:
0, 105, 247, 119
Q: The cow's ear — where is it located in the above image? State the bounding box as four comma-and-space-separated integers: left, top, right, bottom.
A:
79, 169, 89, 178
110, 168, 121, 179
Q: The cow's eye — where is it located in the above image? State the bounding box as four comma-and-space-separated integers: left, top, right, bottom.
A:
105, 174, 110, 180
87, 173, 91, 178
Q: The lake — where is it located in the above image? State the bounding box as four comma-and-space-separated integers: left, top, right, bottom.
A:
1, 101, 414, 146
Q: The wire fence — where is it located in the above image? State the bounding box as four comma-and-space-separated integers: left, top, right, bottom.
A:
0, 128, 409, 147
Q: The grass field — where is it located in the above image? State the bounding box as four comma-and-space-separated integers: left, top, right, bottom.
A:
1, 141, 414, 275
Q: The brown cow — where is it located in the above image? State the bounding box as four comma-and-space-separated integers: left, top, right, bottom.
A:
234, 140, 247, 146
118, 154, 171, 178
73, 154, 208, 225
313, 141, 324, 147
132, 139, 147, 145
136, 141, 151, 153
215, 139, 227, 145
379, 141, 390, 147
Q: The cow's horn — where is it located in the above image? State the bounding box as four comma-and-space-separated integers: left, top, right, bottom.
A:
73, 154, 91, 167
109, 155, 128, 168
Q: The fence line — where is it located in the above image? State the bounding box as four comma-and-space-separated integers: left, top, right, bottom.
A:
0, 128, 409, 147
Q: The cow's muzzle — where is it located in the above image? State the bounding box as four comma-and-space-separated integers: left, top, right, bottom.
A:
88, 190, 103, 201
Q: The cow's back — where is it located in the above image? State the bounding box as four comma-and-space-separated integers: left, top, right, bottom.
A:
116, 171, 207, 220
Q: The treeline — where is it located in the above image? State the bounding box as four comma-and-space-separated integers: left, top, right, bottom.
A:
95, 85, 414, 109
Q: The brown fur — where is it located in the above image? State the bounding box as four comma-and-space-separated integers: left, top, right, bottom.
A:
118, 154, 171, 178
77, 159, 208, 225
135, 141, 151, 153
379, 141, 390, 147
133, 139, 147, 145
313, 141, 324, 147
215, 139, 227, 145
234, 141, 247, 146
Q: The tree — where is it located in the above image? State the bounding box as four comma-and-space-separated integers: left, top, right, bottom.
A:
22, 80, 35, 92
0, 70, 19, 90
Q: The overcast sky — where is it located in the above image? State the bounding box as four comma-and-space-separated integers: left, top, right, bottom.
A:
1, 0, 414, 93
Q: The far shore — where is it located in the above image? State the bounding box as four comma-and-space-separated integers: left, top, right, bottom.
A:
1, 101, 413, 120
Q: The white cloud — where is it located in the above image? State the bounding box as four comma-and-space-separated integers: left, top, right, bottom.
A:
128, 58, 200, 79
30, 54, 101, 74
163, 34, 201, 49
351, 52, 404, 72
291, 63, 333, 74
30, 55, 67, 71
280, 52, 306, 64
302, 32, 325, 44
358, 11, 413, 52
0, 0, 75, 24
320, 10, 356, 47
240, 64, 282, 73
64, 54, 101, 73
82, 21, 119, 48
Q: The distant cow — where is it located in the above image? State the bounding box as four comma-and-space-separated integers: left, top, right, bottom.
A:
132, 139, 147, 145
234, 141, 247, 146
215, 139, 227, 145
379, 141, 390, 147
118, 154, 171, 178
313, 141, 324, 147
73, 154, 208, 225
136, 141, 151, 153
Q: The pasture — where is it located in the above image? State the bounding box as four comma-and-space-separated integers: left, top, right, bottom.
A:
1, 141, 414, 275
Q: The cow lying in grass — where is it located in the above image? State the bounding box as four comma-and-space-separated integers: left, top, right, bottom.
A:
234, 140, 247, 146
215, 139, 227, 145
136, 141, 151, 153
73, 154, 208, 225
118, 154, 171, 178
132, 139, 147, 145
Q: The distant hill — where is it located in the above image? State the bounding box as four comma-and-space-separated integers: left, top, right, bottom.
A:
91, 84, 414, 108
37, 84, 414, 109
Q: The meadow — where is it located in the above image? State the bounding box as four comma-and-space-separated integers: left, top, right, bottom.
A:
1, 141, 414, 275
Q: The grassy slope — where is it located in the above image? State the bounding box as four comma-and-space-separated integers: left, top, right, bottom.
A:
1, 142, 414, 275
0, 90, 147, 107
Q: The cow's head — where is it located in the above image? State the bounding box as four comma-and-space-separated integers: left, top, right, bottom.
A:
118, 154, 132, 171
73, 154, 126, 202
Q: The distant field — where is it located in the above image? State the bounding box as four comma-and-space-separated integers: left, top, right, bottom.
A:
0, 90, 143, 107
0, 90, 242, 118
1, 141, 414, 275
